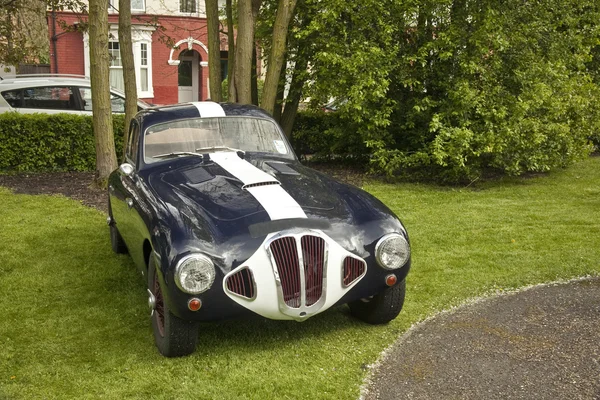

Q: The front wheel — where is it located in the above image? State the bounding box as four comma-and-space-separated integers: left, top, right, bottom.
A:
148, 257, 199, 357
348, 279, 406, 324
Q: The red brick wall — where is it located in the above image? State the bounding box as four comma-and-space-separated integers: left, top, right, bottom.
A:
47, 12, 212, 105
49, 13, 86, 76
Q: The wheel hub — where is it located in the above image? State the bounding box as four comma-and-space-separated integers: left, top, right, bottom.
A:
147, 289, 156, 316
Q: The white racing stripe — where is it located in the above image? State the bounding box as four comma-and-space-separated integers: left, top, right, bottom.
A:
210, 152, 307, 220
191, 101, 226, 117
210, 151, 277, 186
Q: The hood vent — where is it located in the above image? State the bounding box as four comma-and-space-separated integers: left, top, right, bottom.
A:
182, 167, 213, 184
242, 181, 280, 190
267, 162, 300, 176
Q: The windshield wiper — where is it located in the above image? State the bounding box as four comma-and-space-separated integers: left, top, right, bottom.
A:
195, 146, 245, 154
152, 151, 203, 159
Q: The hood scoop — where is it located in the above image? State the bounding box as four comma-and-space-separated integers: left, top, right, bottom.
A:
242, 181, 281, 190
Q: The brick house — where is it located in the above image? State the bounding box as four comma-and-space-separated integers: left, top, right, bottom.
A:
48, 0, 227, 105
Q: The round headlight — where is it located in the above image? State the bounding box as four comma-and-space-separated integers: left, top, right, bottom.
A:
375, 233, 410, 270
174, 254, 216, 294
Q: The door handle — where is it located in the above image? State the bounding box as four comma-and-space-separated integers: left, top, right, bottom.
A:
126, 198, 134, 209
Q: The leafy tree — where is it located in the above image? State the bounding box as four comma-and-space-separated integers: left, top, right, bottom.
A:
0, 0, 51, 67
272, 0, 600, 181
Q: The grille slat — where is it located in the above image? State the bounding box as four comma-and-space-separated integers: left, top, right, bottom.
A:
226, 267, 255, 299
343, 257, 366, 287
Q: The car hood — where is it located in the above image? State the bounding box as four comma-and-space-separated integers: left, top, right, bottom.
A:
144, 155, 404, 268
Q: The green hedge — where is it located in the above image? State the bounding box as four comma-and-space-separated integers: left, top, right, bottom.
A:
290, 110, 368, 161
0, 113, 125, 172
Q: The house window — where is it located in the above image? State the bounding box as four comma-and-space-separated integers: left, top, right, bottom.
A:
180, 0, 196, 13
109, 0, 145, 12
140, 43, 149, 92
131, 0, 145, 11
108, 41, 124, 92
83, 28, 154, 99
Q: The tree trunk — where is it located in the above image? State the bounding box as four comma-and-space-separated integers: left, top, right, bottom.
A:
119, 0, 138, 160
280, 59, 307, 137
260, 0, 297, 115
205, 0, 222, 101
89, 0, 117, 187
233, 0, 261, 104
251, 46, 258, 105
226, 0, 236, 101
272, 58, 287, 122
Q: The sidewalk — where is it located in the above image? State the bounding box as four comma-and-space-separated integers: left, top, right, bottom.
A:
362, 277, 600, 400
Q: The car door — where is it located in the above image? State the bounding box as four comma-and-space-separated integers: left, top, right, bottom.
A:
109, 119, 150, 270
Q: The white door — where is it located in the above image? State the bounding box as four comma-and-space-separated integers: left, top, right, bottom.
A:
178, 51, 199, 103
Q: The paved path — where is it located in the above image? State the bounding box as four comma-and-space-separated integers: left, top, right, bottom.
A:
363, 277, 600, 400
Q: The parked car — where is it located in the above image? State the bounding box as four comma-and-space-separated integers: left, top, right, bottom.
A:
107, 102, 411, 357
0, 74, 150, 114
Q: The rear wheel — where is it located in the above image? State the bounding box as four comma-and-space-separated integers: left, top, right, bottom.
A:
148, 257, 199, 357
349, 279, 406, 324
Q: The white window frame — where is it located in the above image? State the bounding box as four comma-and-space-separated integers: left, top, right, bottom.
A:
139, 43, 149, 93
83, 25, 155, 99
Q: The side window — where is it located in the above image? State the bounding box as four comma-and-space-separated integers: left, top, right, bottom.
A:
110, 93, 125, 113
79, 87, 93, 111
126, 120, 140, 164
79, 88, 125, 113
21, 87, 77, 110
2, 90, 22, 108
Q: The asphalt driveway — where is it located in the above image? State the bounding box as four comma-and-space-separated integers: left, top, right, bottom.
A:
362, 277, 600, 400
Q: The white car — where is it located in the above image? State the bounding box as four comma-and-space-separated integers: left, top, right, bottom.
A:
0, 74, 150, 115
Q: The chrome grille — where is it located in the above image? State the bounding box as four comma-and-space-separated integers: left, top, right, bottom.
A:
225, 267, 256, 299
342, 256, 366, 287
269, 234, 326, 309
301, 235, 325, 306
270, 236, 301, 308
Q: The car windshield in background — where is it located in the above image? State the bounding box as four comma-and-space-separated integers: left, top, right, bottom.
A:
144, 117, 290, 163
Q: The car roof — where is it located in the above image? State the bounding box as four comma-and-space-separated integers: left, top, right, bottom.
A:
0, 74, 94, 91
137, 102, 275, 128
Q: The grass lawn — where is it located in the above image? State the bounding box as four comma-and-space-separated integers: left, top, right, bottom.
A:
1, 156, 599, 399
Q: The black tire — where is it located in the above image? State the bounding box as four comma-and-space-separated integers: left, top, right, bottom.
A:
108, 197, 128, 254
148, 257, 199, 357
109, 224, 128, 254
349, 279, 406, 324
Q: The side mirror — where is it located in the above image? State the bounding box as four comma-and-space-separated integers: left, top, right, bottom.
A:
119, 163, 134, 177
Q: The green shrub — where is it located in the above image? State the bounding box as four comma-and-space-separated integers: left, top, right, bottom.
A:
291, 110, 367, 161
0, 113, 126, 172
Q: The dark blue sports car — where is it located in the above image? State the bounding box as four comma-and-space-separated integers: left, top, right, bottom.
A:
107, 102, 411, 357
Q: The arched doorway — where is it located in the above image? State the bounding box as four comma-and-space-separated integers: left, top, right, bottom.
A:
178, 50, 202, 103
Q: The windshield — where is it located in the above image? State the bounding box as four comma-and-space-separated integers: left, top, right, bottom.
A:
144, 117, 290, 163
